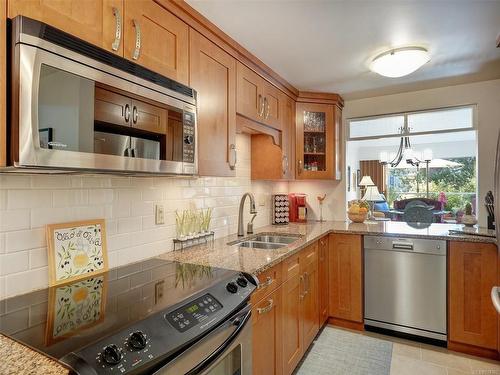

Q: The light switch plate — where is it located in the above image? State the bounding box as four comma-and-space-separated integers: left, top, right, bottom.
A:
258, 194, 266, 207
155, 204, 165, 225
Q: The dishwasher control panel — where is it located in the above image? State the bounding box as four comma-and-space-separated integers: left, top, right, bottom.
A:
364, 235, 446, 255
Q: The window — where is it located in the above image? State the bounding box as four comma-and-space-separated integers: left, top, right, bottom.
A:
348, 105, 475, 140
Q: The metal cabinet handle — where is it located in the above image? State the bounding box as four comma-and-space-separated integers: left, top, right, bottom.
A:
304, 271, 309, 294
298, 160, 303, 175
257, 276, 274, 290
257, 299, 274, 314
299, 275, 304, 300
132, 19, 141, 60
111, 7, 122, 51
491, 286, 500, 314
258, 94, 264, 117
132, 106, 138, 124
264, 97, 270, 119
124, 104, 131, 122
282, 155, 288, 176
229, 144, 237, 170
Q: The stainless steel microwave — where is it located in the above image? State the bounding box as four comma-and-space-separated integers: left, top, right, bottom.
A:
7, 16, 197, 175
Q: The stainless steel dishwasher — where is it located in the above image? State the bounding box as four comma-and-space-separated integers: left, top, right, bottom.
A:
364, 236, 447, 342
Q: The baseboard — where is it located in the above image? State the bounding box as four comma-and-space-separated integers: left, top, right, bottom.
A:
328, 317, 364, 331
447, 340, 499, 360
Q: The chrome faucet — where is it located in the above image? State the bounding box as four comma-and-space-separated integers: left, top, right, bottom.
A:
238, 193, 257, 236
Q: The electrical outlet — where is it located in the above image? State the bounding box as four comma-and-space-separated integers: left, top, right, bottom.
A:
258, 194, 266, 207
155, 204, 165, 225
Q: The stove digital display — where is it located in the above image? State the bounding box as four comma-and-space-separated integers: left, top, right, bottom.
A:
166, 293, 223, 333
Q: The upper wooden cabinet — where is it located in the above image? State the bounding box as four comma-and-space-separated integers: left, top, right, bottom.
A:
329, 234, 363, 325
236, 62, 283, 130
124, 0, 189, 84
189, 29, 237, 176
449, 241, 498, 353
9, 0, 124, 55
295, 102, 335, 180
250, 93, 295, 180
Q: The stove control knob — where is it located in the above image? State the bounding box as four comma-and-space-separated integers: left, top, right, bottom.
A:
128, 331, 147, 350
102, 344, 122, 365
226, 282, 238, 294
236, 276, 248, 288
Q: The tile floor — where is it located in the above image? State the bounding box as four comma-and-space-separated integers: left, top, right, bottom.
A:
361, 329, 500, 375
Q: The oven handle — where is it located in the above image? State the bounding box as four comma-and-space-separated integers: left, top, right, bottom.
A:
186, 306, 251, 375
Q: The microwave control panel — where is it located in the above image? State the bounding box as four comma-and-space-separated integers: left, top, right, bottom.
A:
182, 111, 195, 163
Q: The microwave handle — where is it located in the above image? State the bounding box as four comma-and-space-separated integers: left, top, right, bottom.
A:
185, 306, 251, 375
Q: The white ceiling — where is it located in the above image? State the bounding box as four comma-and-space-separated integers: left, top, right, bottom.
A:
186, 0, 500, 99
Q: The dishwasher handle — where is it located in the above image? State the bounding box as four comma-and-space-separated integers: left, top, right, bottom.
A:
392, 241, 414, 251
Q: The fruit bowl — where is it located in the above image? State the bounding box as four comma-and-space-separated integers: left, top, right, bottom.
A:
348, 211, 368, 223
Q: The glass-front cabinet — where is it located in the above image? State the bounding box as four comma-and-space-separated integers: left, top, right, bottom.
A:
296, 102, 337, 179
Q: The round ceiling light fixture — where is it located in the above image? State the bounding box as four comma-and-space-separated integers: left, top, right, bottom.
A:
370, 46, 430, 78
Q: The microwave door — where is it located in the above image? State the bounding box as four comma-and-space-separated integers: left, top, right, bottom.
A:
131, 137, 160, 160
94, 131, 131, 157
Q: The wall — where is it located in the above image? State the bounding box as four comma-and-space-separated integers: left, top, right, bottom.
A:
0, 134, 285, 298
293, 79, 500, 224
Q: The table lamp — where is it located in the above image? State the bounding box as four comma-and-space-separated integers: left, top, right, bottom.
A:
362, 185, 382, 220
359, 175, 375, 197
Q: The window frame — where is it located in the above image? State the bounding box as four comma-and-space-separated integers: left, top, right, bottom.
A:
346, 104, 478, 142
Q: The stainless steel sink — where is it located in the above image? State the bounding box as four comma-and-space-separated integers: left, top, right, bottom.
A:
237, 241, 286, 250
252, 235, 299, 244
228, 233, 302, 250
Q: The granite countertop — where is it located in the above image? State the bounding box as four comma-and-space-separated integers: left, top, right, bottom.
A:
0, 334, 69, 375
159, 221, 497, 275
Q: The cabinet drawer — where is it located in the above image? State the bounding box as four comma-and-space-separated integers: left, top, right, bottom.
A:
282, 253, 301, 281
251, 262, 282, 304
300, 242, 318, 268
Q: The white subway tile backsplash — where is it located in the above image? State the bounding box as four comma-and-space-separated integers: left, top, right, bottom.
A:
0, 251, 30, 275
7, 190, 53, 209
0, 134, 286, 297
29, 248, 48, 269
0, 210, 30, 232
5, 228, 45, 253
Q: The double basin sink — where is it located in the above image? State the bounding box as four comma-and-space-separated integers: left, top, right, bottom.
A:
228, 233, 302, 250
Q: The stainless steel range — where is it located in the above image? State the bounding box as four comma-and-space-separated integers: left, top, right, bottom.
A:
0, 258, 256, 374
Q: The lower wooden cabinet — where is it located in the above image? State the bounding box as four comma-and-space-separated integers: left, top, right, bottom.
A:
448, 241, 498, 356
318, 235, 329, 326
252, 286, 283, 375
328, 234, 363, 327
281, 243, 319, 375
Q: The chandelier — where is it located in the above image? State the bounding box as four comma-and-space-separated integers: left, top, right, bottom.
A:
379, 123, 432, 167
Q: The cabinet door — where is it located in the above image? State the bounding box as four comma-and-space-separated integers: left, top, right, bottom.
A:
449, 241, 498, 350
252, 287, 283, 375
261, 83, 282, 130
237, 62, 264, 123
296, 102, 335, 180
189, 29, 236, 176
318, 235, 329, 326
282, 259, 303, 375
300, 244, 319, 349
9, 0, 123, 55
329, 234, 363, 323
124, 0, 188, 84
131, 99, 167, 134
281, 94, 295, 179
94, 86, 131, 127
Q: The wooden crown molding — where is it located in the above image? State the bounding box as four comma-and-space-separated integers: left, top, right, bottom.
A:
156, 0, 300, 99
297, 91, 344, 108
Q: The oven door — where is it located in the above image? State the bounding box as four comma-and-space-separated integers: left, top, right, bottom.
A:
155, 304, 252, 375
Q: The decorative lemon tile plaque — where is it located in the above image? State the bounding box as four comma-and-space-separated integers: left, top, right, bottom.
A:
46, 219, 108, 286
